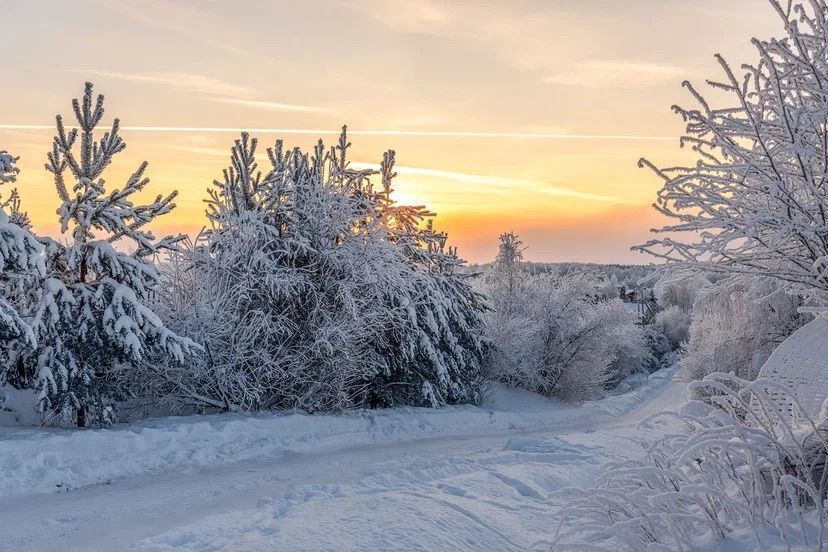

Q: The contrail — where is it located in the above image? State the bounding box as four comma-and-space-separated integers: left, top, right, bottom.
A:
0, 124, 676, 141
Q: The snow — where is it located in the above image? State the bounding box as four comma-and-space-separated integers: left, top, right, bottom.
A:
0, 367, 684, 551
756, 311, 828, 422
0, 386, 42, 426
0, 368, 676, 501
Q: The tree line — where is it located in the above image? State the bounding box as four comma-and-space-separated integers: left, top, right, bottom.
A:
2, 84, 667, 427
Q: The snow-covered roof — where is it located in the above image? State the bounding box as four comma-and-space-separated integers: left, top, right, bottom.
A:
756, 312, 828, 423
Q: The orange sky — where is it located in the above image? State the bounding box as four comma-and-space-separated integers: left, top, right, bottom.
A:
0, 0, 782, 263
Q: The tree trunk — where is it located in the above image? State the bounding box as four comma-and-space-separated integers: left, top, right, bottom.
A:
77, 248, 88, 428
76, 405, 87, 428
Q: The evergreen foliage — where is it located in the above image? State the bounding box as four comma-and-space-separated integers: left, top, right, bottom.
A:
23, 83, 198, 426
152, 129, 487, 412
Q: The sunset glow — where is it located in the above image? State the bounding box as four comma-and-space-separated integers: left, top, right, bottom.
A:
0, 0, 780, 263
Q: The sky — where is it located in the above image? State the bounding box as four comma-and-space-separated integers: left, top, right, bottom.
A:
0, 0, 782, 264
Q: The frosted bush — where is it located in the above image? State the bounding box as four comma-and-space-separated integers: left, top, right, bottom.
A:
653, 305, 691, 350
485, 264, 649, 402
683, 277, 808, 381
552, 372, 828, 551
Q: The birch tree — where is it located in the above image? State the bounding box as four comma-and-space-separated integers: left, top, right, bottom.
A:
635, 0, 828, 299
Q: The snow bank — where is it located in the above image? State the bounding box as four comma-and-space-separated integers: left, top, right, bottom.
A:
0, 367, 676, 500
0, 386, 41, 426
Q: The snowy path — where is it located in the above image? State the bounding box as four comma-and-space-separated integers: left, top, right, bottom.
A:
0, 369, 687, 552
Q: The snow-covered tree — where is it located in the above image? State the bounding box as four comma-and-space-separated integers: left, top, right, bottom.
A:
156, 131, 395, 411
373, 218, 488, 407
28, 82, 197, 426
365, 154, 487, 407
487, 231, 526, 294
683, 276, 809, 381
598, 273, 620, 301
652, 272, 709, 312
653, 305, 692, 349
153, 129, 486, 412
483, 236, 650, 402
0, 151, 44, 389
606, 321, 659, 385
635, 0, 828, 299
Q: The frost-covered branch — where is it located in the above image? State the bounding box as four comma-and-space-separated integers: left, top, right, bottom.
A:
635, 0, 828, 300
553, 372, 828, 551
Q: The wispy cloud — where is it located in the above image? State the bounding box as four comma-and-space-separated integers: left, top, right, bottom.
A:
341, 0, 450, 34
75, 71, 332, 114
350, 162, 631, 204
209, 97, 333, 114
338, 0, 601, 73
543, 60, 687, 89
85, 0, 243, 54
77, 70, 257, 98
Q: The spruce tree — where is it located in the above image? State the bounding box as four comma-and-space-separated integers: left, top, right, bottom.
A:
491, 231, 526, 293
0, 151, 44, 390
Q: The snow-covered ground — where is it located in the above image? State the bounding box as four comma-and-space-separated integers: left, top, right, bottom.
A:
0, 367, 686, 552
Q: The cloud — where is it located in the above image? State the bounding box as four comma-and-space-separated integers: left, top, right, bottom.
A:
338, 1, 605, 72
79, 70, 257, 98
85, 0, 242, 54
349, 162, 632, 204
209, 98, 333, 114
341, 0, 450, 34
543, 60, 687, 89
75, 71, 331, 114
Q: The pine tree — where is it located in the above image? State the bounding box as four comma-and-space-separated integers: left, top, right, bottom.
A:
155, 128, 487, 411
0, 151, 44, 390
31, 82, 197, 426
371, 154, 488, 407
155, 130, 397, 411
490, 231, 525, 293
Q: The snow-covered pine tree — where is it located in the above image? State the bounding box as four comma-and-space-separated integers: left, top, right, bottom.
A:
0, 151, 44, 390
489, 231, 526, 294
155, 129, 487, 411
635, 0, 828, 299
409, 221, 488, 406
370, 153, 487, 407
32, 82, 197, 426
151, 133, 302, 411
482, 231, 528, 326
155, 130, 397, 411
